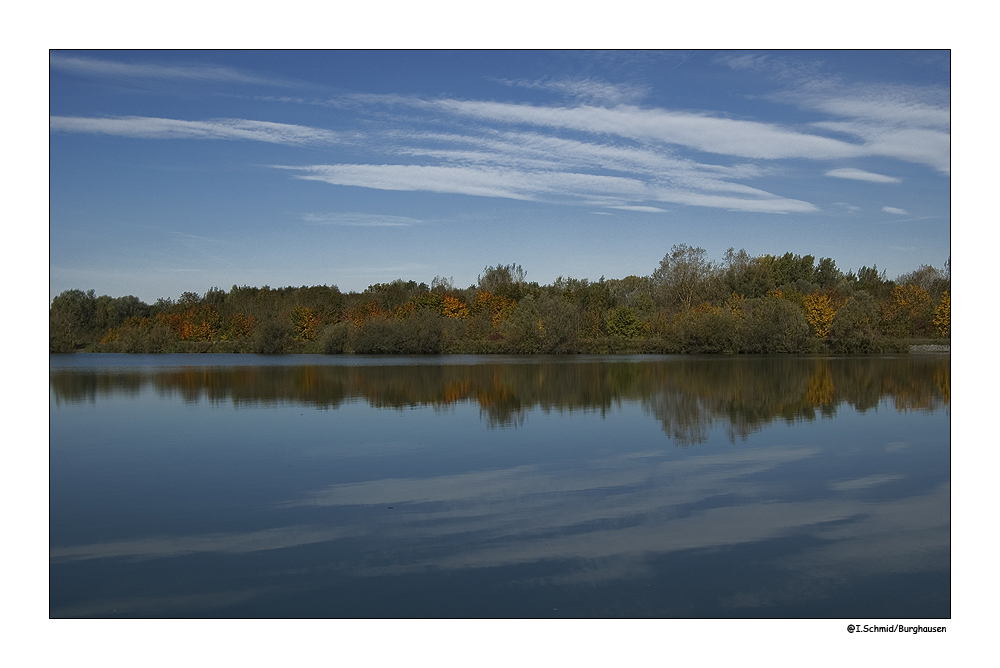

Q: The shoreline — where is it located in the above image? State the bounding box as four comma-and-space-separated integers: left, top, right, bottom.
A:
909, 344, 950, 354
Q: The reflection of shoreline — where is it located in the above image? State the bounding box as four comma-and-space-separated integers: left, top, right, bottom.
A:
50, 357, 949, 443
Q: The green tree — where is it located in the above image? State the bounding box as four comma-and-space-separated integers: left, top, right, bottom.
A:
738, 297, 811, 353
252, 319, 293, 354
896, 263, 950, 302
723, 248, 775, 298
813, 257, 843, 289
501, 293, 580, 353
321, 321, 355, 354
828, 293, 880, 353
852, 265, 895, 300
362, 280, 423, 313
606, 305, 647, 339
478, 263, 529, 301
652, 244, 721, 312
50, 289, 98, 352
772, 252, 816, 288
352, 310, 445, 354
671, 304, 739, 353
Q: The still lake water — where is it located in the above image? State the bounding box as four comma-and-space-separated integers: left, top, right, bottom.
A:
50, 354, 950, 618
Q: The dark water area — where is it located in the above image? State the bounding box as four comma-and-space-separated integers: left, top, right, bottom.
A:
50, 354, 950, 618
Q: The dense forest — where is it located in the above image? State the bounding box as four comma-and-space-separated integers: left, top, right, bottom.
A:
50, 245, 951, 355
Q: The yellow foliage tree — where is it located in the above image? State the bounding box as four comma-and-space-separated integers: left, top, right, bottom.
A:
471, 290, 517, 328
726, 292, 745, 318
883, 284, 934, 338
442, 295, 469, 319
392, 302, 416, 321
220, 312, 257, 341
933, 291, 950, 338
171, 306, 220, 341
291, 306, 321, 341
894, 284, 933, 311
803, 292, 837, 338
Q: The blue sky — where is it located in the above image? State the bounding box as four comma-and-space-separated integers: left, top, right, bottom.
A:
49, 50, 950, 302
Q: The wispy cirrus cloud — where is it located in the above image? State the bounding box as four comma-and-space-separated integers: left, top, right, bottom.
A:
716, 53, 949, 174
776, 80, 949, 174
325, 91, 944, 203
716, 52, 824, 81
397, 130, 769, 189
302, 212, 422, 227
279, 163, 817, 214
826, 168, 902, 183
798, 83, 949, 129
50, 115, 339, 146
269, 110, 820, 214
52, 61, 947, 217
495, 76, 649, 105
814, 123, 949, 174
882, 206, 909, 215
50, 54, 293, 87
409, 98, 865, 161
285, 164, 543, 200
610, 205, 667, 213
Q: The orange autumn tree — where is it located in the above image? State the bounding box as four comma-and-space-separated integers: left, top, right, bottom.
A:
345, 301, 385, 327
160, 305, 221, 341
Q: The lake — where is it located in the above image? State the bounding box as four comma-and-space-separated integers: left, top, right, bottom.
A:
49, 354, 950, 618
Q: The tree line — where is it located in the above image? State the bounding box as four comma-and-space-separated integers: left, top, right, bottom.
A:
50, 245, 951, 355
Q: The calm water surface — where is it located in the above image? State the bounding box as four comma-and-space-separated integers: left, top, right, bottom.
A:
50, 354, 950, 618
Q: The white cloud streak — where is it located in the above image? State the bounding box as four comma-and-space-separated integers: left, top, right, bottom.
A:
496, 76, 649, 105
610, 205, 667, 213
778, 80, 950, 173
826, 168, 902, 183
416, 98, 864, 161
50, 116, 339, 146
882, 206, 909, 215
51, 65, 948, 216
50, 55, 291, 87
302, 213, 421, 227
281, 163, 817, 214
285, 86, 944, 211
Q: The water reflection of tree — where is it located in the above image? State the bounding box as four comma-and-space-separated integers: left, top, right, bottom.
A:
50, 357, 949, 443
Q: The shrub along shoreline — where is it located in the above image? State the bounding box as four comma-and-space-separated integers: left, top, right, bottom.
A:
50, 247, 951, 356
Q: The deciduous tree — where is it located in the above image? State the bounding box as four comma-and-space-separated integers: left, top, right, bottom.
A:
803, 292, 837, 338
933, 291, 950, 338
